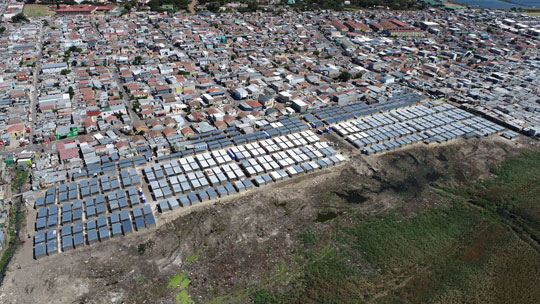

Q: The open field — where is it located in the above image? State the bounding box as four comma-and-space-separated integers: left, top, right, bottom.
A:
0, 136, 539, 303
23, 4, 55, 17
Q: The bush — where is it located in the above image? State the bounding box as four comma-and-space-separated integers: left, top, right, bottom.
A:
11, 13, 29, 23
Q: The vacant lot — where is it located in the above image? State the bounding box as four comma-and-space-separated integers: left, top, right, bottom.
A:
23, 4, 55, 17
1, 136, 539, 303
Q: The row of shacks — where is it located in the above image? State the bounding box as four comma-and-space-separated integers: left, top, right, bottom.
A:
158, 152, 347, 212
157, 116, 311, 163
329, 100, 507, 155
158, 133, 347, 212
144, 130, 330, 197
35, 168, 141, 208
33, 175, 155, 258
52, 117, 309, 184
308, 90, 426, 127
34, 204, 156, 259
31, 119, 336, 259
35, 186, 146, 231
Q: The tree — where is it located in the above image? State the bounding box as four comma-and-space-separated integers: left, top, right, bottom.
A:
134, 56, 142, 65
68, 46, 82, 53
11, 13, 29, 23
206, 2, 221, 12
113, 112, 123, 120
0, 26, 6, 34
68, 86, 74, 99
60, 69, 71, 75
337, 72, 352, 82
312, 50, 320, 56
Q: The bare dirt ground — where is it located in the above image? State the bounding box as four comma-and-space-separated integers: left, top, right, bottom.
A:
188, 0, 198, 14
0, 135, 538, 304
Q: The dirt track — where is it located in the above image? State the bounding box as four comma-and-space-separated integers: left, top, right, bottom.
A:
0, 135, 537, 303
188, 0, 198, 14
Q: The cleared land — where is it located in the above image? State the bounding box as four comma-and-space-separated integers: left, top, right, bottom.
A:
0, 136, 539, 303
23, 4, 55, 17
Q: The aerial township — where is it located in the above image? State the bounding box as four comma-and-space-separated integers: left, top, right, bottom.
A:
0, 2, 538, 258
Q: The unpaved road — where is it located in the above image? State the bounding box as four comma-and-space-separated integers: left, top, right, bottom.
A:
188, 0, 198, 14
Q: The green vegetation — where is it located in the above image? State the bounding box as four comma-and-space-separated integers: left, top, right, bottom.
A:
68, 86, 74, 100
137, 240, 155, 255
0, 26, 6, 34
458, 151, 540, 246
60, 69, 71, 75
23, 4, 56, 17
337, 71, 352, 82
68, 46, 82, 53
11, 13, 29, 23
246, 151, 540, 303
148, 0, 189, 12
10, 169, 29, 193
0, 199, 24, 281
1, 170, 28, 282
64, 46, 82, 59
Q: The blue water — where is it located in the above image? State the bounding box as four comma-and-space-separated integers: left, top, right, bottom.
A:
456, 0, 540, 8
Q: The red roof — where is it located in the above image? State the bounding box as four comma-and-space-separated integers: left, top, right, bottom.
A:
59, 147, 79, 161
86, 110, 100, 117
7, 125, 24, 133
391, 19, 410, 28
55, 4, 97, 13
247, 100, 262, 108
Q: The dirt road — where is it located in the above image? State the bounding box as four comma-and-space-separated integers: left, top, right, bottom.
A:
188, 0, 197, 14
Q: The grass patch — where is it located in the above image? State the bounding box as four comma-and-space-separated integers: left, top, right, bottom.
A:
10, 169, 29, 193
23, 4, 55, 17
250, 203, 487, 303
248, 151, 540, 303
0, 199, 24, 284
298, 229, 317, 245
438, 151, 540, 244
343, 205, 481, 269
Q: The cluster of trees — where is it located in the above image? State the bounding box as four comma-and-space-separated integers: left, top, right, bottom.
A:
147, 0, 189, 12
122, 0, 139, 12
11, 13, 29, 23
337, 71, 362, 82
